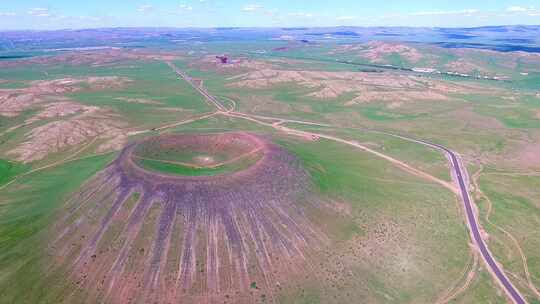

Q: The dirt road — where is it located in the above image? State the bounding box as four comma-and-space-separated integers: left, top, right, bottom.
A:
169, 62, 527, 303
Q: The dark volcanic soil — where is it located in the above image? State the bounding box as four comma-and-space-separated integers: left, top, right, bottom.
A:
49, 132, 327, 303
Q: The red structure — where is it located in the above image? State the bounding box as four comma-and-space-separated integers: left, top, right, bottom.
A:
216, 55, 228, 64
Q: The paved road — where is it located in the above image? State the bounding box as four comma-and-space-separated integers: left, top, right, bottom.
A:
446, 147, 525, 304
166, 62, 227, 111
381, 133, 527, 304
167, 62, 527, 303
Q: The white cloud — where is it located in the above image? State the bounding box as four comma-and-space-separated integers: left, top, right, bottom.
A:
241, 4, 279, 17
506, 6, 540, 15
412, 11, 445, 15
28, 8, 51, 17
179, 4, 193, 11
137, 5, 154, 13
242, 4, 263, 12
336, 16, 357, 21
462, 9, 479, 14
507, 6, 528, 12
412, 9, 478, 16
289, 12, 314, 18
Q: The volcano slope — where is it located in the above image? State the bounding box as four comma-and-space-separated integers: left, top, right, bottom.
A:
47, 132, 327, 303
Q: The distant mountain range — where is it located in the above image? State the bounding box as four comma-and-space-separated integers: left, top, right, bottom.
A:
1, 25, 539, 53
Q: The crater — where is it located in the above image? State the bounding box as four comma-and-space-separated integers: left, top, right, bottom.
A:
130, 133, 265, 177
48, 132, 327, 303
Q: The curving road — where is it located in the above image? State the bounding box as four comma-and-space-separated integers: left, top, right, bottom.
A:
167, 61, 527, 304
448, 149, 525, 304
379, 133, 527, 304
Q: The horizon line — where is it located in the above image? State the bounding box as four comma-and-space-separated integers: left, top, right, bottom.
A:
1, 24, 540, 33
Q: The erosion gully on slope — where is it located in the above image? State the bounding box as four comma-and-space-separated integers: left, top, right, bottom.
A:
167, 61, 529, 304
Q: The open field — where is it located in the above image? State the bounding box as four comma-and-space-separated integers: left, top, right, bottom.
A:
1, 127, 477, 303
0, 56, 213, 167
1, 27, 540, 303
132, 133, 264, 176
0, 154, 115, 303
475, 171, 540, 303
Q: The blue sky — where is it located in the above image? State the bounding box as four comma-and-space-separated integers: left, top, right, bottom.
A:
1, 0, 539, 30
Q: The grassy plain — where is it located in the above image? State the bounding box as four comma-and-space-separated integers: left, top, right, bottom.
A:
134, 154, 259, 176
176, 41, 540, 302
476, 171, 540, 303
67, 61, 212, 127
149, 116, 497, 302
0, 154, 114, 303
275, 137, 470, 303
1, 38, 539, 303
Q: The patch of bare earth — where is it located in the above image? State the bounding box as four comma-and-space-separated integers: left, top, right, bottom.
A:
48, 133, 330, 303
346, 90, 449, 105
450, 48, 540, 71
361, 41, 423, 63
386, 101, 403, 109
113, 97, 162, 105
246, 95, 294, 114
0, 92, 43, 117
25, 100, 96, 123
0, 76, 131, 117
309, 217, 422, 302
8, 107, 128, 163
229, 69, 490, 104
511, 141, 540, 169
444, 59, 488, 74
152, 107, 187, 112
328, 41, 428, 64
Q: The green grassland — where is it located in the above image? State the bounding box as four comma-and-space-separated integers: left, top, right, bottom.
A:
1, 41, 539, 303
274, 136, 473, 303
66, 61, 212, 127
134, 140, 229, 163
0, 59, 214, 171
0, 159, 28, 186
463, 94, 540, 129
188, 64, 515, 168
1, 59, 212, 131
0, 109, 491, 302
174, 44, 540, 301
179, 48, 540, 138
477, 172, 540, 303
133, 153, 260, 176
451, 267, 507, 304
148, 116, 503, 302
283, 124, 452, 182
0, 154, 115, 303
